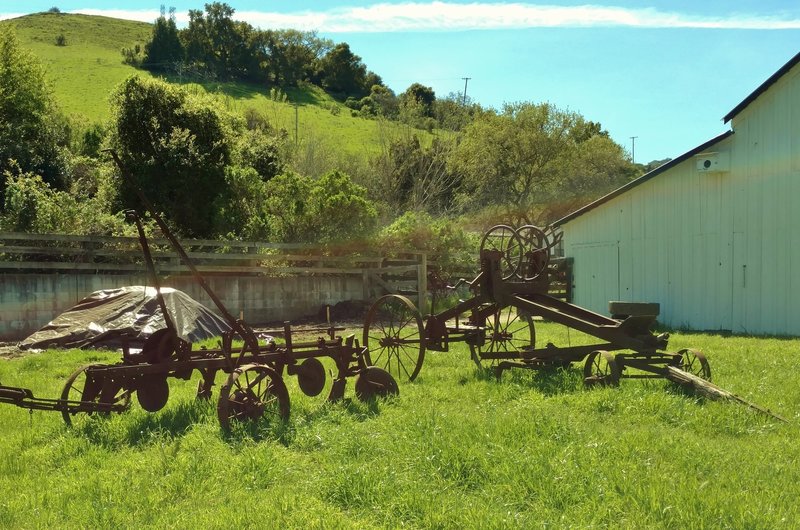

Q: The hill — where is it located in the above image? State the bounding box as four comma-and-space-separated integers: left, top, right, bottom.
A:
1, 12, 431, 157
2, 12, 153, 119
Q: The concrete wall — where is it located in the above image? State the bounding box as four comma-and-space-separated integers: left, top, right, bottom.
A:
0, 273, 366, 341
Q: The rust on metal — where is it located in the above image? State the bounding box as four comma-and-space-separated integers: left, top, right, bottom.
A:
0, 151, 400, 431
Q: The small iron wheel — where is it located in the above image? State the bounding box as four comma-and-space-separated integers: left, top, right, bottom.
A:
515, 225, 551, 281
469, 307, 535, 369
60, 364, 132, 427
355, 367, 400, 401
677, 348, 711, 380
480, 225, 524, 280
217, 364, 290, 432
363, 294, 426, 382
583, 350, 621, 387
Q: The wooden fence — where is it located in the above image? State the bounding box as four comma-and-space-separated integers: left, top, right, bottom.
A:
0, 232, 572, 312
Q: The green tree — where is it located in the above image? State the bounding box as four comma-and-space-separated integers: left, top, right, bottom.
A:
316, 43, 368, 97
377, 135, 460, 213
400, 83, 436, 117
259, 170, 376, 243
0, 27, 66, 202
259, 29, 331, 86
180, 2, 253, 80
143, 14, 184, 71
450, 101, 634, 219
307, 170, 377, 242
108, 76, 235, 236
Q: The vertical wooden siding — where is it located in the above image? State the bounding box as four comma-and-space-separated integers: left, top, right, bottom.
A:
562, 64, 800, 335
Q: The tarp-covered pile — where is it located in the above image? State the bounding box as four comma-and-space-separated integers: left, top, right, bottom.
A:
20, 286, 230, 350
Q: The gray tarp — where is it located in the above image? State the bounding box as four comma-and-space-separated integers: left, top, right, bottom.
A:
20, 286, 231, 350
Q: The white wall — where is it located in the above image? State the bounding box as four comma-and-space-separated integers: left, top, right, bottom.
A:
0, 273, 365, 341
561, 62, 800, 335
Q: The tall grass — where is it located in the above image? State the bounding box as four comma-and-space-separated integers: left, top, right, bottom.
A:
0, 323, 797, 528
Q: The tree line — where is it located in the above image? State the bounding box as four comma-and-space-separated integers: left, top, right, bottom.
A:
1, 15, 646, 265
124, 3, 483, 132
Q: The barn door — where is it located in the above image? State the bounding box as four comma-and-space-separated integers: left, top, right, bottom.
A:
571, 242, 620, 316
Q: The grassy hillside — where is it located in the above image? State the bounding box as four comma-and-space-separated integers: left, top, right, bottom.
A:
0, 324, 797, 527
1, 12, 430, 157
2, 12, 154, 119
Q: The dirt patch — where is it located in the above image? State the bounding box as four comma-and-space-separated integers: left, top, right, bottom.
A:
0, 342, 25, 359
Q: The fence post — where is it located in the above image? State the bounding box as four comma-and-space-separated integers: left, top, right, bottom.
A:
362, 269, 370, 300
417, 253, 427, 316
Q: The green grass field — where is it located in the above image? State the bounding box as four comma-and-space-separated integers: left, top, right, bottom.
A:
1, 12, 435, 158
0, 323, 797, 528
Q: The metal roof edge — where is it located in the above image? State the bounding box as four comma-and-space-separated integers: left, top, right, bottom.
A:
723, 50, 800, 123
553, 130, 734, 227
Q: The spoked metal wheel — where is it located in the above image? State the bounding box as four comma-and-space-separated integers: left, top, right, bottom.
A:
60, 364, 132, 427
217, 364, 290, 431
516, 224, 551, 281
677, 348, 711, 380
469, 307, 535, 369
480, 225, 524, 280
355, 367, 400, 401
583, 350, 621, 387
363, 294, 426, 382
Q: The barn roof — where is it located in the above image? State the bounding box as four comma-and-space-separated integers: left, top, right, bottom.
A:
723, 50, 800, 123
554, 130, 734, 227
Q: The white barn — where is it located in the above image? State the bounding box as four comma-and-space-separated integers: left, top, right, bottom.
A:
556, 51, 800, 335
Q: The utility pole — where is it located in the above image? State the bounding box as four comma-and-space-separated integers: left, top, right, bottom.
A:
630, 136, 638, 164
461, 77, 471, 105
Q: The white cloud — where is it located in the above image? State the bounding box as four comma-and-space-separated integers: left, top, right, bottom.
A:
8, 3, 800, 32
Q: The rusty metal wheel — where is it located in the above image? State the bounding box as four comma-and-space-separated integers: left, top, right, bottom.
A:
480, 225, 524, 280
217, 364, 289, 432
469, 307, 535, 369
363, 294, 426, 382
355, 367, 400, 401
516, 225, 550, 281
583, 350, 621, 387
677, 348, 711, 380
60, 364, 132, 426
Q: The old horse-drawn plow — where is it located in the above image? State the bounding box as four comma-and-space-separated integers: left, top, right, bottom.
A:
363, 224, 711, 386
0, 153, 398, 430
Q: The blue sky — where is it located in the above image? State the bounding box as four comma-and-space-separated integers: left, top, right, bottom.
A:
2, 1, 799, 163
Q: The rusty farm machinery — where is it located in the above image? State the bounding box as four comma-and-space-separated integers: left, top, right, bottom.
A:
361, 224, 785, 419
0, 153, 399, 430
364, 224, 714, 386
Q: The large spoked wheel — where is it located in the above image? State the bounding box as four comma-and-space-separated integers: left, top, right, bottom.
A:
583, 350, 621, 387
469, 307, 535, 369
677, 348, 711, 380
516, 224, 551, 281
363, 294, 426, 382
355, 367, 400, 401
480, 225, 524, 280
217, 364, 290, 432
60, 364, 132, 427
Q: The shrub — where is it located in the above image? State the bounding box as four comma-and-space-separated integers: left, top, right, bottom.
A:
55, 34, 66, 46
377, 211, 478, 274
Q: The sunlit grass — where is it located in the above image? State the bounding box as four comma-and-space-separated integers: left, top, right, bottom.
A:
1, 12, 440, 159
1, 323, 798, 528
